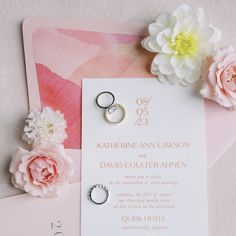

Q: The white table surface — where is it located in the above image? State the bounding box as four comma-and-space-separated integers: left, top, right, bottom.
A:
0, 0, 236, 235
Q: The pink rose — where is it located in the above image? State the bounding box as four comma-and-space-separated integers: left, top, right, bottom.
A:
200, 47, 236, 110
9, 144, 74, 197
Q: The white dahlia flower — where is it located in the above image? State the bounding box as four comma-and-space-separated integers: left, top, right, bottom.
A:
22, 107, 67, 145
142, 4, 221, 85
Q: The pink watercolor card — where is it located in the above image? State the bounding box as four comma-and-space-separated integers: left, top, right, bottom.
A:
22, 17, 236, 175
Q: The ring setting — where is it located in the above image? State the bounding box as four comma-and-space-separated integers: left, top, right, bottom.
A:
104, 103, 126, 124
88, 184, 109, 205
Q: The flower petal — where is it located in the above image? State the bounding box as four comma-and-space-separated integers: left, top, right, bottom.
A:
159, 63, 174, 75
175, 64, 191, 78
158, 74, 168, 83
202, 27, 221, 44
185, 57, 201, 69
208, 61, 218, 86
215, 86, 233, 108
200, 82, 215, 100
209, 27, 221, 43
150, 59, 160, 75
148, 23, 164, 36
156, 28, 171, 47
170, 55, 184, 68
162, 43, 174, 54
185, 67, 201, 83
194, 7, 208, 26
167, 74, 181, 84
153, 53, 170, 66
12, 173, 26, 190
34, 144, 65, 156
141, 36, 161, 52
173, 4, 192, 20
9, 147, 29, 174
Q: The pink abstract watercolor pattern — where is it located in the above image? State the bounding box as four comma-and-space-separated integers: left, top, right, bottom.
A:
32, 28, 154, 149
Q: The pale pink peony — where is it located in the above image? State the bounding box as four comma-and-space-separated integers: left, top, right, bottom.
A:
200, 47, 236, 110
9, 144, 74, 197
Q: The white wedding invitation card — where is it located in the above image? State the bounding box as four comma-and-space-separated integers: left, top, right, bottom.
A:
81, 78, 208, 236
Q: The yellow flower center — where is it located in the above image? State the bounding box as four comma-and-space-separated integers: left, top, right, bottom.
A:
170, 32, 197, 56
47, 123, 54, 134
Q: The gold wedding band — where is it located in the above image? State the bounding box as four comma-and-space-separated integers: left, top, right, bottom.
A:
104, 103, 126, 124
